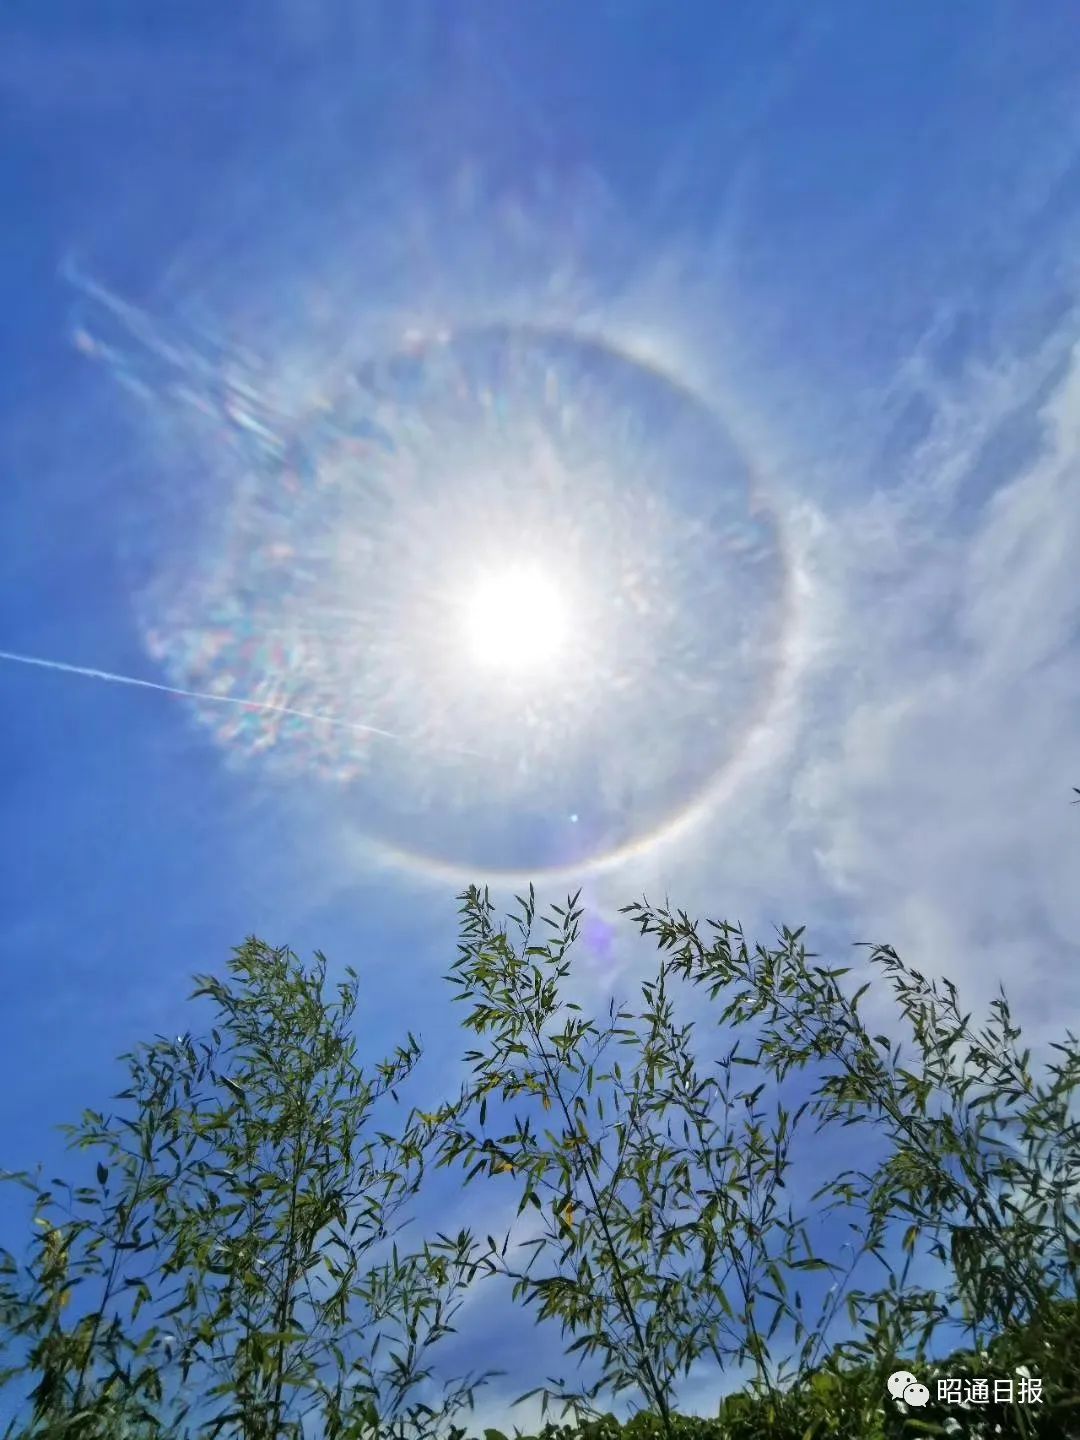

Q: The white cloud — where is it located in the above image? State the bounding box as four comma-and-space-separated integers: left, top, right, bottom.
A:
597, 341, 1071, 1058
570, 274, 1080, 1076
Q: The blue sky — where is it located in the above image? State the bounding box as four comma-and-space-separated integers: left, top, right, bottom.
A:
2, 1, 1080, 1425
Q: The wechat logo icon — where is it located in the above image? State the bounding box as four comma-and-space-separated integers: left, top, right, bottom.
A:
888, 1370, 930, 1408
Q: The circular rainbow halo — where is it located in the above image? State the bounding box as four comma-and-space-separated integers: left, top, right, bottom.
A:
124, 323, 792, 880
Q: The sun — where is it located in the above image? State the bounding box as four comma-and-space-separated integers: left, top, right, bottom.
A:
462, 563, 571, 675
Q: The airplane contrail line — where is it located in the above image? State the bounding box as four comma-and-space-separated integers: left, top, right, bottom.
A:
0, 647, 403, 744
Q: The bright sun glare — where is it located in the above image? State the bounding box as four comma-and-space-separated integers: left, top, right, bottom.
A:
462, 564, 571, 675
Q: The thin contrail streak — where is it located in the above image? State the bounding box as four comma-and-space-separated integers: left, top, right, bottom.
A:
0, 648, 403, 744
